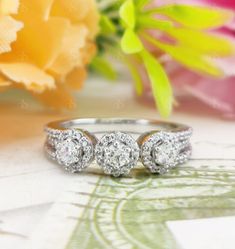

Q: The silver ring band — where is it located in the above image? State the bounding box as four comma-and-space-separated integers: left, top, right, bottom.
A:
44, 118, 192, 177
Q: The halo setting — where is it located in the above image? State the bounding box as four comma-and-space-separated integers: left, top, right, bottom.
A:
53, 129, 94, 172
95, 132, 140, 177
45, 118, 192, 176
141, 132, 181, 174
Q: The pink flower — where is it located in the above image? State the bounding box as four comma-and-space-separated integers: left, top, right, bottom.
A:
168, 62, 235, 119
159, 0, 235, 10
199, 0, 235, 9
198, 0, 235, 29
149, 0, 235, 119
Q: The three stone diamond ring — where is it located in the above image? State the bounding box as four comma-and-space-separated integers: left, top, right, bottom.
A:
44, 118, 192, 177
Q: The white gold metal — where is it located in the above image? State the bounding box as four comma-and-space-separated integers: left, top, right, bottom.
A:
44, 118, 192, 176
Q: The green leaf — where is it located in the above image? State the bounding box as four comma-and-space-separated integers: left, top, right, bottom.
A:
91, 56, 117, 80
100, 15, 116, 34
165, 46, 223, 76
121, 29, 143, 54
141, 49, 173, 117
167, 28, 235, 57
125, 59, 143, 95
153, 5, 234, 29
119, 0, 136, 29
143, 33, 224, 77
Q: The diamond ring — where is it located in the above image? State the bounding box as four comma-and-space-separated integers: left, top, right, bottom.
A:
44, 118, 192, 177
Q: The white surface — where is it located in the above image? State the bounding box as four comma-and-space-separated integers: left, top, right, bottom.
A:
0, 78, 235, 249
167, 217, 235, 249
30, 176, 98, 249
0, 205, 50, 249
0, 138, 78, 211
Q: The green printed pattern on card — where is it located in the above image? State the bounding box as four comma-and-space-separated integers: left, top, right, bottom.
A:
67, 163, 235, 249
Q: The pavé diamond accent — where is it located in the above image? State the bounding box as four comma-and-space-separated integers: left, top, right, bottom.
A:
45, 118, 192, 176
141, 132, 182, 174
153, 140, 178, 166
95, 132, 140, 177
49, 129, 94, 173
56, 138, 82, 166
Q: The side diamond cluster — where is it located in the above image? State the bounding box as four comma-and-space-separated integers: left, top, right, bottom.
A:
141, 131, 192, 174
45, 129, 94, 173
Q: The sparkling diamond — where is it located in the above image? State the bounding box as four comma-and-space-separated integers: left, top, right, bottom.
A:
56, 139, 81, 166
104, 141, 132, 168
54, 129, 94, 172
141, 132, 180, 174
95, 132, 139, 176
153, 141, 178, 166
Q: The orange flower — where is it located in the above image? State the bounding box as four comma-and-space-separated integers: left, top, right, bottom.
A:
0, 0, 99, 108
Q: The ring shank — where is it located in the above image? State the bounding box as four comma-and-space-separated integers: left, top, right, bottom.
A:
46, 118, 191, 135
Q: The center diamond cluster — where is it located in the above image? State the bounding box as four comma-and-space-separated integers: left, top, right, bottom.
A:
141, 132, 180, 174
104, 141, 132, 168
95, 132, 140, 177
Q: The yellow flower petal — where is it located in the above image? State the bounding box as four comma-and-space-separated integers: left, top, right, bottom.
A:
0, 0, 19, 15
8, 17, 70, 69
33, 84, 75, 109
65, 67, 87, 90
0, 0, 99, 108
0, 74, 11, 86
51, 0, 90, 23
81, 42, 97, 64
0, 63, 55, 92
50, 24, 88, 75
17, 0, 54, 20
0, 16, 23, 54
51, 0, 99, 38
82, 0, 100, 38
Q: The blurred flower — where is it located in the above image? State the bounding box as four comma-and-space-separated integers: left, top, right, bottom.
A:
115, 0, 235, 117
0, 0, 99, 108
199, 0, 235, 10
1, 0, 234, 117
204, 0, 235, 31
153, 0, 235, 118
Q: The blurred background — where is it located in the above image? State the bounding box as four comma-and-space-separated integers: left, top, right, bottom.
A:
0, 0, 235, 123
0, 1, 235, 249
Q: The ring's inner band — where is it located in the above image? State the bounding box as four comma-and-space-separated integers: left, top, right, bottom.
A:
47, 118, 190, 137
